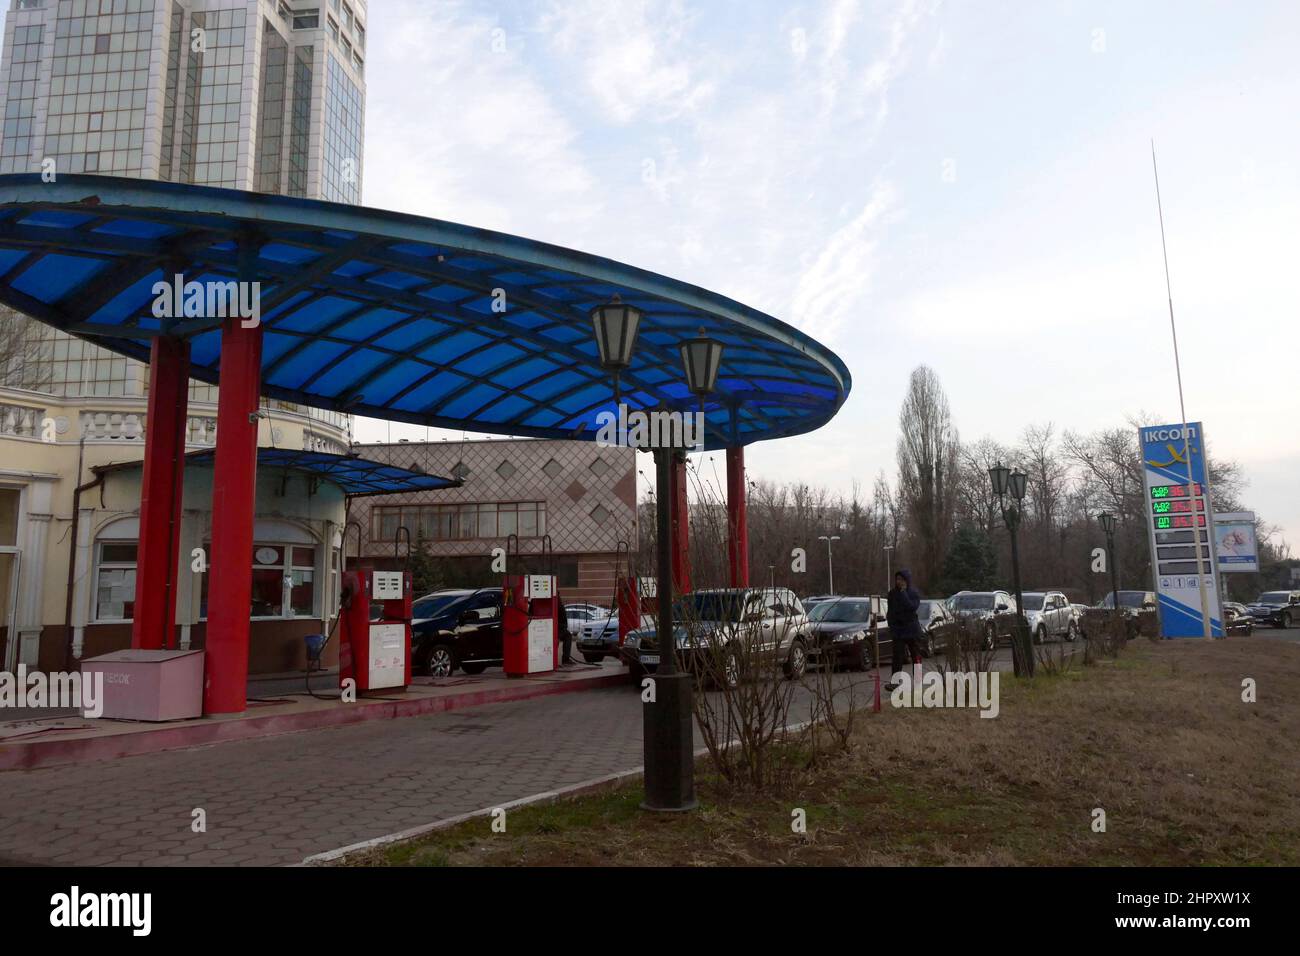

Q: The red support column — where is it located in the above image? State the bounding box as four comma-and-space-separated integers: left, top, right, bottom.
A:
725, 445, 749, 587
132, 336, 190, 650
669, 451, 691, 593
203, 313, 262, 715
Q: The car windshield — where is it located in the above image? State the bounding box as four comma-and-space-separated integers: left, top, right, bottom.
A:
953, 594, 994, 610
1021, 594, 1045, 610
809, 600, 871, 623
1256, 592, 1289, 604
673, 592, 750, 622
412, 592, 470, 618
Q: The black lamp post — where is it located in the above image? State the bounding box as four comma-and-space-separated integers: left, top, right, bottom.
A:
640, 327, 722, 813
590, 295, 642, 409
1098, 512, 1121, 623
989, 462, 1034, 677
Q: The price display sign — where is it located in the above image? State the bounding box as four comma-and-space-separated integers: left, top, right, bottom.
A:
1139, 423, 1222, 637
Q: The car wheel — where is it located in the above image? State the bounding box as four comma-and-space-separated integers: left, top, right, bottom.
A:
1065, 621, 1078, 643
582, 652, 604, 665
1034, 625, 1046, 646
426, 644, 455, 678
1283, 611, 1294, 629
921, 634, 933, 658
459, 662, 487, 675
852, 643, 871, 672
783, 640, 808, 680
983, 623, 995, 650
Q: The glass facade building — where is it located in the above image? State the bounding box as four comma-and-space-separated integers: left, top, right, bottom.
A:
0, 0, 366, 421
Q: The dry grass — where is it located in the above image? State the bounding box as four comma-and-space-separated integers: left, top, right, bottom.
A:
348, 636, 1300, 866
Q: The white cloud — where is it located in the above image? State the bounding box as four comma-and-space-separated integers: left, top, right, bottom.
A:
791, 180, 901, 344
538, 0, 715, 123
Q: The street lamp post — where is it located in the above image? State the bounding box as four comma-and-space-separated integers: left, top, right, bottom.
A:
1098, 512, 1122, 630
883, 545, 894, 592
819, 534, 840, 595
989, 463, 1034, 678
632, 325, 722, 813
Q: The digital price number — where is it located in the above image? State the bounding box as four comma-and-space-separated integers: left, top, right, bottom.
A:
1151, 498, 1206, 515
1155, 514, 1207, 529
1150, 483, 1202, 500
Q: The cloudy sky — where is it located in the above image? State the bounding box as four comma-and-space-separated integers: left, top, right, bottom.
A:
353, 0, 1300, 544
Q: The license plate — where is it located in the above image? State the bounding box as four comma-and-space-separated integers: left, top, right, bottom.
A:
640, 654, 659, 665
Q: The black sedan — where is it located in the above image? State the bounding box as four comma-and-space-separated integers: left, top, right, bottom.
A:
805, 597, 875, 671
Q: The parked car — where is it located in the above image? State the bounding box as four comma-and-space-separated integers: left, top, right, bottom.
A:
805, 596, 874, 671
948, 591, 1019, 649
565, 603, 610, 638
1094, 590, 1158, 639
1021, 590, 1080, 644
411, 587, 504, 676
803, 594, 834, 611
1245, 590, 1300, 629
916, 599, 959, 656
1221, 602, 1255, 636
576, 611, 646, 664
622, 587, 811, 688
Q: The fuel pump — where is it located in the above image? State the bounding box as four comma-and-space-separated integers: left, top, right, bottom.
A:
501, 534, 560, 676
338, 528, 413, 693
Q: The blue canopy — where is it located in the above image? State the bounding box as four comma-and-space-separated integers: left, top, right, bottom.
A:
95, 448, 461, 497
0, 174, 850, 451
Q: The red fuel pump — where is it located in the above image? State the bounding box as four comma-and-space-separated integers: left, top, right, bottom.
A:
501, 535, 560, 676
338, 567, 412, 693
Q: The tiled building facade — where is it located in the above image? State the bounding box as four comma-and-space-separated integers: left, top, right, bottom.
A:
348, 439, 640, 607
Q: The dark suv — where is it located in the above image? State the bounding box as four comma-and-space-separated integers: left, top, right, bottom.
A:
411, 588, 503, 676
947, 591, 1018, 649
1093, 590, 1158, 639
1245, 591, 1300, 629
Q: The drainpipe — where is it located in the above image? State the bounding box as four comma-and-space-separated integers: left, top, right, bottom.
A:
63, 440, 103, 672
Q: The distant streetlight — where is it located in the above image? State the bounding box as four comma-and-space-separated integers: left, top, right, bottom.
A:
818, 535, 840, 595
883, 545, 894, 591
989, 462, 1033, 678
1098, 512, 1121, 623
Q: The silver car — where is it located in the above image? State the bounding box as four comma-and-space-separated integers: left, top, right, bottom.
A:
1021, 591, 1080, 643
624, 587, 812, 687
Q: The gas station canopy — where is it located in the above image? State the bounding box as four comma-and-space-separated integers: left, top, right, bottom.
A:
0, 174, 850, 451
93, 448, 462, 497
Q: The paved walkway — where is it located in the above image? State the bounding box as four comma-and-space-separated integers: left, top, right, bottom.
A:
0, 684, 653, 866
0, 643, 1041, 866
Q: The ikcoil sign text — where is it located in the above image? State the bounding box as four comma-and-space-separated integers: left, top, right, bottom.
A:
1139, 421, 1223, 637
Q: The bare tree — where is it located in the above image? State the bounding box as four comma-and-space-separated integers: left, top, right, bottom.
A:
895, 366, 959, 591
0, 307, 53, 392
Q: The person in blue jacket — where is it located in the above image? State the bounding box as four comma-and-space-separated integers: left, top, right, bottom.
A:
885, 568, 922, 690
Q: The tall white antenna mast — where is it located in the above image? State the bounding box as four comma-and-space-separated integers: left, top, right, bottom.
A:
1151, 141, 1212, 640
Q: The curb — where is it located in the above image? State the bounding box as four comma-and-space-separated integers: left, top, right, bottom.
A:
0, 671, 628, 772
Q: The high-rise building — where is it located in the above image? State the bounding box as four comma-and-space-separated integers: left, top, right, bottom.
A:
0, 0, 367, 200
0, 0, 367, 671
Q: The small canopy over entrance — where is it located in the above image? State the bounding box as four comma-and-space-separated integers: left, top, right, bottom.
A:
93, 448, 461, 497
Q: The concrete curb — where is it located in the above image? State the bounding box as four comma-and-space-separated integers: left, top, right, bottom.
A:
300, 716, 817, 865
0, 671, 628, 772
